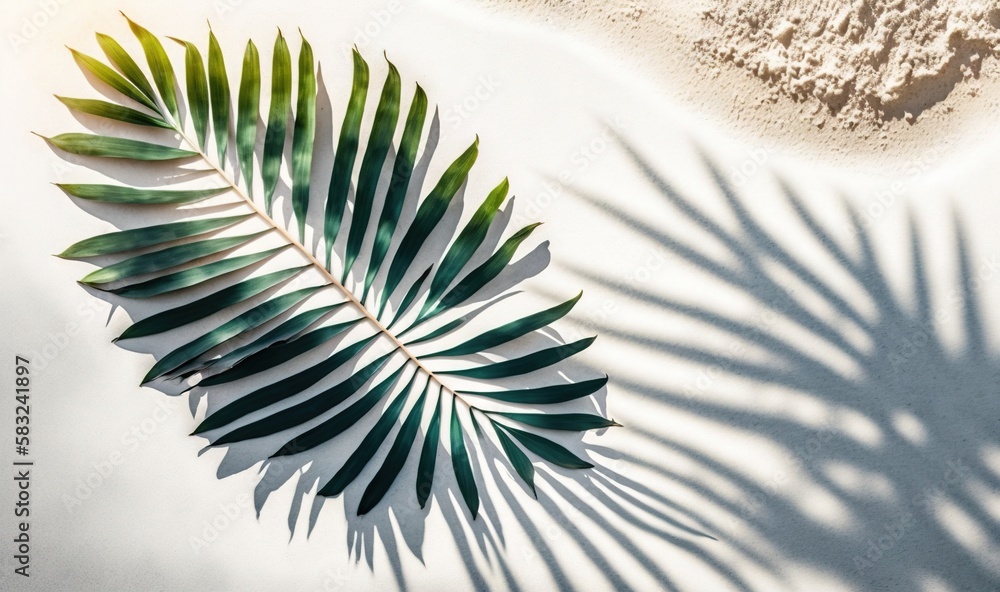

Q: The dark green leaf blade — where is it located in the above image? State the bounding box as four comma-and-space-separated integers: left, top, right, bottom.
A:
262, 30, 291, 215
55, 96, 170, 128
439, 337, 595, 379
318, 371, 416, 496
125, 15, 180, 122
290, 32, 316, 241
55, 183, 227, 205
424, 222, 541, 323
236, 40, 260, 196
419, 178, 508, 320
79, 231, 267, 286
458, 376, 609, 405
59, 214, 251, 259
204, 339, 382, 439
170, 37, 209, 149
207, 29, 231, 165
404, 318, 463, 347
363, 84, 427, 303
427, 292, 581, 358
143, 285, 322, 383
450, 397, 479, 518
196, 302, 343, 374
213, 353, 392, 446
489, 412, 619, 431
197, 318, 362, 387
95, 33, 157, 105
111, 246, 289, 298
359, 382, 428, 514
416, 389, 442, 508
68, 48, 159, 112
379, 139, 478, 310
324, 49, 369, 269
117, 265, 305, 340
383, 266, 430, 326
343, 58, 401, 280
497, 423, 593, 469
210, 349, 392, 444
490, 419, 535, 496
45, 133, 196, 161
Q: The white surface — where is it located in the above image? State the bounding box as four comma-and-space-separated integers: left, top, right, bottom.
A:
2, 0, 1000, 591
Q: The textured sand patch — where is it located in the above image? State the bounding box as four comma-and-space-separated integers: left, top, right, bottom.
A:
467, 0, 1000, 171
696, 0, 1000, 126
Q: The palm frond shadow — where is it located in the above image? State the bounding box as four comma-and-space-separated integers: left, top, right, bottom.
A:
562, 133, 1000, 589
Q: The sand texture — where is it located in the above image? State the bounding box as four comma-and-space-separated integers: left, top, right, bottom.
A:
472, 0, 1000, 170
697, 0, 1000, 126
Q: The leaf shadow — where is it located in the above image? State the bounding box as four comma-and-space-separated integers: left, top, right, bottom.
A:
555, 132, 1000, 590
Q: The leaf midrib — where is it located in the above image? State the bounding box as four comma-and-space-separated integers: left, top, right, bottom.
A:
170, 122, 464, 401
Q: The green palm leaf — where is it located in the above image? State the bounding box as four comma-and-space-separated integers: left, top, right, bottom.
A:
43, 17, 613, 524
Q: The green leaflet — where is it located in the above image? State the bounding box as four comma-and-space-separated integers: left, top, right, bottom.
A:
59, 214, 251, 259
55, 183, 228, 205
291, 32, 316, 241
68, 48, 159, 112
458, 376, 608, 405
359, 382, 429, 514
45, 133, 196, 161
196, 302, 344, 375
422, 223, 541, 323
490, 418, 535, 496
343, 59, 401, 281
193, 336, 379, 434
379, 139, 479, 311
170, 37, 210, 150
318, 371, 417, 496
487, 411, 619, 431
427, 292, 581, 358
384, 266, 431, 326
416, 387, 442, 508
79, 231, 268, 286
55, 96, 170, 128
262, 30, 291, 215
324, 49, 370, 268
404, 318, 463, 347
196, 318, 362, 387
450, 397, 479, 518
125, 15, 180, 122
111, 246, 287, 298
496, 422, 593, 469
95, 33, 157, 105
439, 337, 595, 379
362, 84, 428, 303
223, 352, 402, 446
143, 285, 323, 383
237, 40, 260, 196
116, 265, 305, 341
207, 29, 230, 165
418, 178, 508, 321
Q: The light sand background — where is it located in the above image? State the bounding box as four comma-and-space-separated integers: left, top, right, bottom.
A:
1, 0, 1000, 590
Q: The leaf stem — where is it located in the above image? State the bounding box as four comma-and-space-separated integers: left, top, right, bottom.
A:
169, 123, 469, 406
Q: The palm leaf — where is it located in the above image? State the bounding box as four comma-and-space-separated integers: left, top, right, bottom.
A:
44, 17, 614, 523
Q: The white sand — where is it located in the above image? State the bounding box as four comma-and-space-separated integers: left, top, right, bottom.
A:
4, 0, 1000, 591
472, 0, 1000, 171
